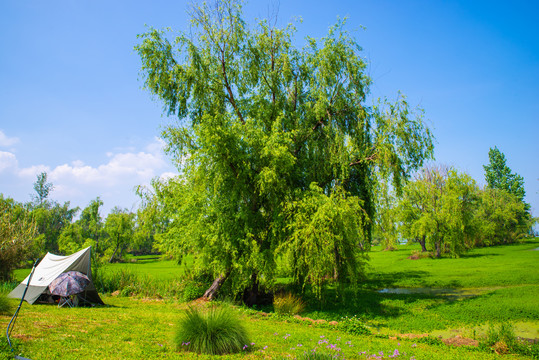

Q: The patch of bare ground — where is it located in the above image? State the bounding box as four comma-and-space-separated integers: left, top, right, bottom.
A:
441, 335, 479, 347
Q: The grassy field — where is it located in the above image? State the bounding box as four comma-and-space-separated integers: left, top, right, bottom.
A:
1, 297, 535, 360
3, 238, 538, 359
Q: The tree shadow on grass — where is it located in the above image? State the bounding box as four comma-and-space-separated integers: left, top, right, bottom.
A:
362, 270, 430, 289
459, 253, 501, 259
301, 287, 446, 321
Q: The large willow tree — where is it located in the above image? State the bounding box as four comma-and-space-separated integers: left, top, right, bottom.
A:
136, 0, 433, 301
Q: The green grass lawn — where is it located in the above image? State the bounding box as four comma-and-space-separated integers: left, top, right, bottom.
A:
4, 238, 538, 359
1, 296, 534, 360
365, 238, 539, 288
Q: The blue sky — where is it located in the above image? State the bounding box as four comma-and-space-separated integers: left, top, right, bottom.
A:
1, 0, 538, 218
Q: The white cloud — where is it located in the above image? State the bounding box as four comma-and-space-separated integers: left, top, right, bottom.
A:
0, 130, 19, 147
0, 151, 18, 172
1, 137, 177, 214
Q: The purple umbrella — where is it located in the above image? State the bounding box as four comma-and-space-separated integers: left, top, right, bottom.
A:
49, 271, 90, 297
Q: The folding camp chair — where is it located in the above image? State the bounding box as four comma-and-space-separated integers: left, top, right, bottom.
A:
58, 295, 74, 308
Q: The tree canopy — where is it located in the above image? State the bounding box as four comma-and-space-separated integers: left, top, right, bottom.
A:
136, 0, 434, 300
483, 147, 526, 201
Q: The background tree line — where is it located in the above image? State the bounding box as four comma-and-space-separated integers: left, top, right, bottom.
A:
0, 172, 168, 281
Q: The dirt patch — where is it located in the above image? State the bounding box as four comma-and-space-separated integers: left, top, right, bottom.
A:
397, 333, 429, 339
12, 334, 34, 341
441, 335, 479, 347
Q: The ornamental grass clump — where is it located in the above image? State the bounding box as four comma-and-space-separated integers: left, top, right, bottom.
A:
175, 305, 250, 355
273, 293, 305, 316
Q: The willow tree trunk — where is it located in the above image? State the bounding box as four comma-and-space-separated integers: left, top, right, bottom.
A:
419, 235, 428, 252
202, 270, 230, 300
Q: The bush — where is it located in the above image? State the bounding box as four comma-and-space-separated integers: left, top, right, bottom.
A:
273, 293, 305, 316
181, 281, 207, 302
338, 315, 371, 335
480, 322, 539, 358
175, 305, 250, 355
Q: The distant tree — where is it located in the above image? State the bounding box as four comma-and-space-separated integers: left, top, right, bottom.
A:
32, 172, 54, 207
474, 188, 531, 245
373, 179, 399, 250
30, 201, 79, 253
398, 166, 477, 258
483, 147, 525, 202
104, 207, 134, 263
79, 198, 105, 258
136, 0, 433, 300
58, 222, 86, 255
0, 195, 37, 280
132, 183, 170, 254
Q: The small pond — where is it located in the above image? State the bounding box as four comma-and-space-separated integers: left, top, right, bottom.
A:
377, 287, 482, 299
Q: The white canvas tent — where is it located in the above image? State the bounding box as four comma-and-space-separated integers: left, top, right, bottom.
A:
8, 247, 104, 305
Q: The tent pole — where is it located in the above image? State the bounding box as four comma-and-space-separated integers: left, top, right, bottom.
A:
6, 258, 39, 356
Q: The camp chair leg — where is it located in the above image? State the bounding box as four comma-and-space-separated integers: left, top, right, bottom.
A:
58, 296, 74, 308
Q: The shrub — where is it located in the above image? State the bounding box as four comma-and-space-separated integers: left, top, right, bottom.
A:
479, 322, 539, 358
181, 281, 206, 302
273, 293, 305, 316
175, 305, 250, 355
338, 315, 371, 335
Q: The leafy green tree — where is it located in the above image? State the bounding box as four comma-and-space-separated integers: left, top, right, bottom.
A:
104, 207, 135, 263
483, 147, 525, 201
58, 223, 86, 255
79, 197, 105, 257
136, 0, 433, 299
32, 172, 54, 207
373, 179, 399, 250
0, 195, 37, 280
474, 188, 531, 245
398, 166, 477, 258
30, 201, 79, 253
132, 183, 170, 254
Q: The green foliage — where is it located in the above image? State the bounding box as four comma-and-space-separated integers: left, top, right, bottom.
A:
32, 171, 53, 206
483, 322, 517, 348
338, 315, 371, 335
132, 183, 169, 254
484, 147, 526, 201
281, 184, 369, 299
103, 207, 135, 263
175, 305, 250, 355
181, 280, 207, 302
0, 195, 37, 281
479, 322, 539, 358
474, 188, 532, 245
136, 0, 433, 299
273, 293, 305, 315
398, 166, 478, 258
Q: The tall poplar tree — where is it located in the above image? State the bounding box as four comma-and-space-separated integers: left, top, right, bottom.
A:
136, 0, 433, 300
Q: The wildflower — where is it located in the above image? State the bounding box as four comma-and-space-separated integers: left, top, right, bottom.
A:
411, 343, 417, 347
243, 345, 248, 350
